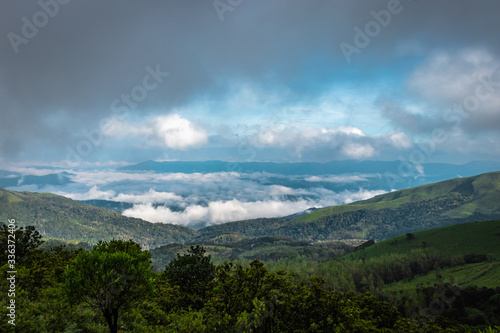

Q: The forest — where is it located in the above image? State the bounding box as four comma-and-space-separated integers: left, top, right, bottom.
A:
1, 223, 499, 332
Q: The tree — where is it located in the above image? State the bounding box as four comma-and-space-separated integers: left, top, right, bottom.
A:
406, 233, 415, 240
0, 223, 43, 264
63, 239, 154, 333
163, 245, 215, 310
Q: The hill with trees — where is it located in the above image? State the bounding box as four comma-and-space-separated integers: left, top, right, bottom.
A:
195, 171, 500, 243
0, 188, 196, 249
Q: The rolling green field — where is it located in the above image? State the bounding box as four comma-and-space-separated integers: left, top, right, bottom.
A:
347, 219, 500, 261
340, 220, 500, 294
384, 261, 500, 293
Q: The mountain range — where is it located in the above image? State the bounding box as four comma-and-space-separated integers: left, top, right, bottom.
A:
194, 171, 500, 242
121, 159, 500, 190
3, 160, 499, 190
1, 170, 500, 253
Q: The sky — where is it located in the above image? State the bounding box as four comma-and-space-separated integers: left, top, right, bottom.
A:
1, 1, 500, 227
1, 0, 499, 167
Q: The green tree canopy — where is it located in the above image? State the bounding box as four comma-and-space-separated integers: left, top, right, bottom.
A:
63, 239, 154, 333
0, 223, 43, 264
163, 245, 215, 310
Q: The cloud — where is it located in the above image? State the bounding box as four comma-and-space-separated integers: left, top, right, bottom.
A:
375, 48, 500, 161
386, 132, 412, 149
305, 175, 368, 183
44, 167, 388, 227
153, 114, 208, 149
233, 125, 410, 160
342, 143, 375, 159
408, 49, 496, 103
66, 170, 241, 189
122, 203, 208, 226
103, 114, 208, 149
2, 1, 499, 163
63, 186, 116, 201
114, 189, 183, 204
121, 198, 309, 226
2, 166, 65, 176
121, 187, 387, 226
406, 49, 500, 133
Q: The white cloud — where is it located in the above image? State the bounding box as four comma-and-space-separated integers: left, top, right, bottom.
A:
101, 116, 152, 138
334, 126, 366, 136
154, 114, 208, 149
3, 167, 64, 176
386, 132, 412, 149
66, 170, 240, 187
23, 165, 388, 228
121, 188, 387, 226
122, 198, 315, 226
114, 189, 183, 204
305, 175, 368, 183
342, 143, 375, 159
122, 203, 208, 225
209, 122, 415, 161
341, 188, 385, 204
62, 185, 116, 201
103, 113, 208, 149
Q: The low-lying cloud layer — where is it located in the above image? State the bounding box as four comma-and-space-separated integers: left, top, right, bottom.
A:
7, 167, 385, 227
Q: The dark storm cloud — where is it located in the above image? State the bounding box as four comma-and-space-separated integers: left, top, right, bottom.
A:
378, 99, 438, 133
1, 0, 499, 161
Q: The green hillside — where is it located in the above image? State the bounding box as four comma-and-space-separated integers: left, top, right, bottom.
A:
297, 171, 500, 222
261, 220, 500, 314
196, 171, 500, 242
0, 188, 196, 249
347, 219, 500, 261
343, 219, 500, 290
150, 235, 352, 271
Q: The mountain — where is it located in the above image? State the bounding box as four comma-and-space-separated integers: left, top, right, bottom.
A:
2, 170, 500, 253
0, 172, 73, 188
195, 171, 500, 242
0, 188, 196, 249
79, 199, 134, 211
120, 159, 500, 190
121, 159, 500, 176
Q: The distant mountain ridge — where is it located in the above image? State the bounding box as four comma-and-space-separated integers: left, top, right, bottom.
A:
120, 159, 500, 190
121, 159, 500, 176
0, 172, 73, 188
1, 159, 499, 192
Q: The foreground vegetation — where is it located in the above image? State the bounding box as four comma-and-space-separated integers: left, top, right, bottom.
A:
1, 224, 500, 332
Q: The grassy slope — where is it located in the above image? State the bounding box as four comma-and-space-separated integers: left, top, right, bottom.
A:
346, 219, 500, 289
384, 261, 500, 291
0, 188, 197, 249
295, 171, 500, 223
346, 219, 500, 260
